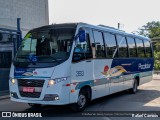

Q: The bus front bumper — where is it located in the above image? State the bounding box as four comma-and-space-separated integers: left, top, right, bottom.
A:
10, 92, 70, 105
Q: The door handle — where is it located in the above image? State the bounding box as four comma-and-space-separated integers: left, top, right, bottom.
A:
86, 60, 91, 62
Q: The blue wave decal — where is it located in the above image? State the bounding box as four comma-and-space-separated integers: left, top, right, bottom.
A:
14, 68, 35, 76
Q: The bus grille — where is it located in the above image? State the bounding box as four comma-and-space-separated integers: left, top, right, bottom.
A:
18, 79, 45, 98
19, 91, 41, 98
18, 79, 45, 87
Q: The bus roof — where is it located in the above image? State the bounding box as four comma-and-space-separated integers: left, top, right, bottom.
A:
30, 23, 77, 32
29, 22, 150, 41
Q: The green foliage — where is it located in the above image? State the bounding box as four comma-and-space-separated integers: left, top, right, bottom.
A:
137, 21, 160, 38
154, 42, 160, 52
154, 51, 160, 70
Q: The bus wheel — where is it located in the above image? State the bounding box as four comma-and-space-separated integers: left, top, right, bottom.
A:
28, 103, 41, 108
129, 79, 138, 94
70, 89, 88, 112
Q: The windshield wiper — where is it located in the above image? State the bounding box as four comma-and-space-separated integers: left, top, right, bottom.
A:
49, 56, 60, 64
16, 55, 28, 59
16, 55, 61, 64
15, 55, 37, 65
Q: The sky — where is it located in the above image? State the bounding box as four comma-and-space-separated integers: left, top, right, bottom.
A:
49, 0, 160, 33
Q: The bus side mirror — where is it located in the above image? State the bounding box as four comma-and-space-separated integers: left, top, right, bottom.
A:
78, 30, 86, 42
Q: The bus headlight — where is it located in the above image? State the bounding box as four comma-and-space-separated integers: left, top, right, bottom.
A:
11, 78, 16, 84
48, 80, 55, 86
48, 77, 67, 86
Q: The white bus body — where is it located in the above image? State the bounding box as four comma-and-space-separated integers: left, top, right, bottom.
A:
9, 23, 154, 111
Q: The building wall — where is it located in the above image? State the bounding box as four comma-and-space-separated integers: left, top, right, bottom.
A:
0, 0, 49, 93
0, 0, 49, 37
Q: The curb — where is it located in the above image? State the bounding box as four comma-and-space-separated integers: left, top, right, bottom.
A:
153, 74, 160, 80
153, 78, 160, 80
0, 91, 9, 100
0, 95, 10, 100
153, 77, 160, 80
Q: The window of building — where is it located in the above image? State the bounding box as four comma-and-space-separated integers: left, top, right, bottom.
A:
0, 33, 12, 43
116, 34, 128, 57
143, 40, 152, 57
103, 32, 117, 58
127, 37, 137, 57
135, 38, 145, 57
93, 30, 105, 58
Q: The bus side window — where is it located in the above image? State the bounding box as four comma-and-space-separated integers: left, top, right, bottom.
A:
72, 33, 92, 62
127, 37, 137, 57
144, 40, 152, 57
116, 34, 128, 58
135, 38, 145, 57
104, 32, 117, 58
93, 30, 106, 58
85, 34, 92, 59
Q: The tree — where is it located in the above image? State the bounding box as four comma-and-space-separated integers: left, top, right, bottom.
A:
137, 21, 160, 38
154, 51, 160, 70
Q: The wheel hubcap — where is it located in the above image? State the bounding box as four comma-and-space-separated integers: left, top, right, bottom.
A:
78, 95, 86, 108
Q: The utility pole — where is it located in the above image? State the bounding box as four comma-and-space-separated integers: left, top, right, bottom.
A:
118, 23, 125, 30
17, 18, 22, 48
118, 23, 120, 29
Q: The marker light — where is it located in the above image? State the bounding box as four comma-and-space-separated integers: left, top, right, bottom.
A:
48, 80, 55, 86
11, 79, 16, 84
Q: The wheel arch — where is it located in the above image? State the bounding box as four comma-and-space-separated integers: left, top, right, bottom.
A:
79, 85, 92, 101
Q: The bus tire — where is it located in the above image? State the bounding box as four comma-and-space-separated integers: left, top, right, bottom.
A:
129, 79, 138, 94
28, 103, 41, 108
70, 89, 88, 112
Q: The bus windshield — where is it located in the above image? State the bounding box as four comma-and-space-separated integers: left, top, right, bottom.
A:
14, 28, 76, 68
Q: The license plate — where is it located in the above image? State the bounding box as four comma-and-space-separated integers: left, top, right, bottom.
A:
22, 87, 35, 93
